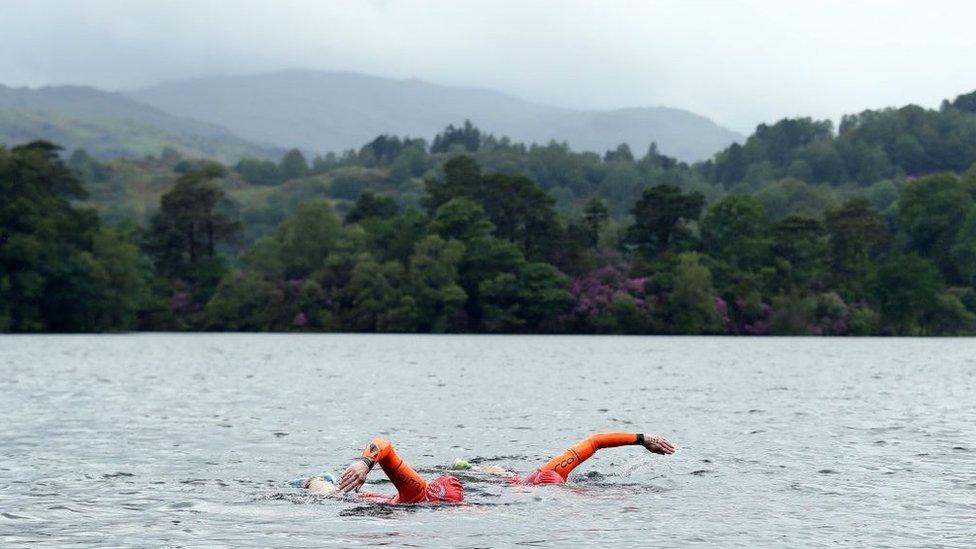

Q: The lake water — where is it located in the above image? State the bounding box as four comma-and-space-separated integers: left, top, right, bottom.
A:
1, 334, 974, 547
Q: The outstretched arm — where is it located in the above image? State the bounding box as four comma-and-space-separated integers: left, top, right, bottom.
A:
539, 432, 675, 480
338, 437, 429, 503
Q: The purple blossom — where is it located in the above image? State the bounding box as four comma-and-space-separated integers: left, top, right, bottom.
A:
718, 295, 772, 335
170, 291, 190, 312
569, 265, 650, 318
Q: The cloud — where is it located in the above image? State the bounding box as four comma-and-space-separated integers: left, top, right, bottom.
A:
1, 0, 975, 132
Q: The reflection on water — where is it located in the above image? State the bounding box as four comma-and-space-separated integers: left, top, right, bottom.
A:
1, 334, 974, 547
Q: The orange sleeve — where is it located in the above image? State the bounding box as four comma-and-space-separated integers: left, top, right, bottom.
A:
539, 432, 640, 480
361, 437, 428, 503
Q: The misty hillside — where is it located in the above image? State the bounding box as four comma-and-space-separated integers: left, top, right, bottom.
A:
129, 70, 743, 162
0, 84, 278, 162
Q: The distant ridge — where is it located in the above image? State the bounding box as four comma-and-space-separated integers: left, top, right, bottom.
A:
129, 69, 743, 162
0, 84, 279, 161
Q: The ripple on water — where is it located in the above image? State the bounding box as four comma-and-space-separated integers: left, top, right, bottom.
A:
2, 334, 973, 546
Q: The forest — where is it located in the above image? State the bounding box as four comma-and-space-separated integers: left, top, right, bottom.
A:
4, 91, 976, 335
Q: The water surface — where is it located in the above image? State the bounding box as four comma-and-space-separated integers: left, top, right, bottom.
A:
1, 335, 974, 547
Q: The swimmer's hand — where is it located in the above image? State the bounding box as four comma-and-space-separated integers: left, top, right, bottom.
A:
338, 460, 369, 492
641, 434, 676, 455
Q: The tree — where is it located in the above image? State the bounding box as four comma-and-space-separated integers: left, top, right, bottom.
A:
824, 198, 886, 301
626, 185, 705, 258
771, 215, 826, 293
872, 253, 942, 335
359, 135, 405, 164
922, 292, 975, 335
480, 173, 560, 260
604, 143, 634, 163
1, 141, 153, 332
342, 256, 407, 331
479, 262, 570, 333
430, 120, 481, 153
663, 253, 721, 334
424, 157, 560, 260
898, 173, 974, 282
87, 224, 152, 330
423, 155, 482, 214
278, 149, 309, 181
582, 197, 609, 248
429, 198, 521, 329
951, 207, 976, 287
360, 209, 427, 264
146, 165, 239, 279
753, 178, 837, 220
948, 90, 976, 113
235, 158, 280, 185
202, 270, 280, 331
405, 235, 467, 332
273, 200, 345, 279
345, 192, 399, 224
700, 195, 771, 273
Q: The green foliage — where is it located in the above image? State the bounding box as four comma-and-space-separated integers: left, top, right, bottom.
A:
897, 173, 974, 282
872, 253, 942, 335
406, 235, 467, 332
278, 149, 309, 181
479, 262, 570, 333
345, 192, 399, 224
271, 200, 345, 279
342, 256, 408, 332
709, 101, 976, 187
626, 185, 705, 258
430, 120, 481, 154
10, 92, 976, 334
582, 197, 609, 248
825, 198, 886, 301
771, 215, 826, 293
951, 207, 976, 286
701, 195, 771, 274
235, 158, 280, 185
145, 165, 238, 280
0, 141, 149, 331
664, 253, 721, 334
753, 178, 837, 220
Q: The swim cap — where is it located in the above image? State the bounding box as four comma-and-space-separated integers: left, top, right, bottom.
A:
451, 458, 471, 470
425, 475, 464, 503
289, 473, 336, 488
523, 469, 565, 485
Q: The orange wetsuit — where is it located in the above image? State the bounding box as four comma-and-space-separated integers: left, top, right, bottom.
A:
357, 437, 463, 504
519, 432, 644, 484
350, 432, 644, 502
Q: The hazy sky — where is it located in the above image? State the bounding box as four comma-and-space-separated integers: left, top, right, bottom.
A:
2, 0, 975, 132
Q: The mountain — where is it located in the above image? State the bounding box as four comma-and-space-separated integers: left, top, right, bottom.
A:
0, 84, 279, 162
129, 70, 743, 162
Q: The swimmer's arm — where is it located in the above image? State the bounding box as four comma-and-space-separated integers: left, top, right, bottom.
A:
541, 432, 675, 479
582, 432, 676, 456
339, 436, 390, 492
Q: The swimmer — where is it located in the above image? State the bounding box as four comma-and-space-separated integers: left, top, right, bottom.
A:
293, 431, 675, 504
295, 436, 463, 504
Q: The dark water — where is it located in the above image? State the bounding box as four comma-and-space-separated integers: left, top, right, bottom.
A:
1, 335, 974, 547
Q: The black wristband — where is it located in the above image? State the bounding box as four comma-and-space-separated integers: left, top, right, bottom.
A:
635, 433, 645, 445
359, 456, 375, 470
